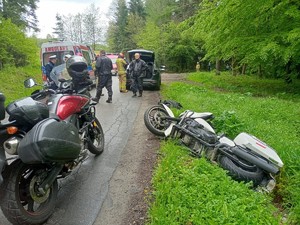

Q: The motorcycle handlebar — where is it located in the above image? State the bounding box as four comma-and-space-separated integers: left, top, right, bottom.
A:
30, 88, 56, 100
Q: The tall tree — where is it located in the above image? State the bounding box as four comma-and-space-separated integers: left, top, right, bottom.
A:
192, 0, 300, 77
60, 14, 74, 41
109, 0, 129, 52
0, 0, 39, 32
145, 0, 177, 25
128, 0, 146, 19
83, 3, 102, 50
72, 13, 84, 43
136, 0, 201, 71
52, 14, 64, 40
126, 0, 147, 49
52, 3, 104, 47
172, 0, 202, 22
126, 13, 145, 49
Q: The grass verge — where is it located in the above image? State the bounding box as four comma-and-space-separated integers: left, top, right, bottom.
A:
147, 72, 300, 224
0, 65, 42, 104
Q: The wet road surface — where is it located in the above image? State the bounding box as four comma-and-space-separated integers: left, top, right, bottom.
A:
0, 76, 144, 225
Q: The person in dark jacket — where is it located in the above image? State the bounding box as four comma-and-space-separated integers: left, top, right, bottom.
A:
45, 55, 57, 89
92, 50, 113, 103
128, 53, 148, 97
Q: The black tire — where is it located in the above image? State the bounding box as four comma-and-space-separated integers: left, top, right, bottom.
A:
218, 154, 265, 186
0, 160, 58, 225
144, 105, 171, 136
87, 117, 105, 155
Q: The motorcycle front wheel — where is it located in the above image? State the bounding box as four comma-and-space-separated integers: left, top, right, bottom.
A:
144, 105, 171, 136
87, 117, 105, 155
218, 154, 265, 186
0, 160, 58, 225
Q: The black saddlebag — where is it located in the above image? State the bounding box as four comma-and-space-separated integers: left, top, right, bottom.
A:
18, 118, 81, 164
6, 97, 49, 128
0, 93, 5, 120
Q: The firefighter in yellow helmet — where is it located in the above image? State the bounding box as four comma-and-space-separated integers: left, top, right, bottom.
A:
116, 52, 128, 93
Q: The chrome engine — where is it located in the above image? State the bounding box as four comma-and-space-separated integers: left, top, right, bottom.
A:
172, 119, 218, 158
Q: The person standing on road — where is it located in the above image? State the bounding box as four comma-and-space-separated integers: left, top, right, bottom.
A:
92, 50, 113, 103
116, 52, 128, 93
128, 53, 147, 97
45, 55, 57, 89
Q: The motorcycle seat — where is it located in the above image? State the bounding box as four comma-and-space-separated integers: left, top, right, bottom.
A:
191, 112, 214, 120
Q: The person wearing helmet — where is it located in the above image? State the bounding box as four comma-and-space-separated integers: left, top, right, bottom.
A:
66, 55, 92, 92
92, 50, 113, 103
116, 52, 128, 93
45, 55, 57, 89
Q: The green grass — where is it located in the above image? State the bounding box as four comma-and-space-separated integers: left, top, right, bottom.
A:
0, 65, 42, 104
148, 141, 282, 225
147, 72, 300, 224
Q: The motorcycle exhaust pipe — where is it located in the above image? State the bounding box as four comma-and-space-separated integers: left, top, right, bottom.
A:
3, 136, 21, 155
0, 147, 6, 185
218, 144, 280, 175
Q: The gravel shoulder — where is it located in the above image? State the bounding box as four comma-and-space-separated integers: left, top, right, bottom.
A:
93, 73, 186, 225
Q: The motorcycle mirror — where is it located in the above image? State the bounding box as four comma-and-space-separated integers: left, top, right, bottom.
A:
24, 78, 36, 88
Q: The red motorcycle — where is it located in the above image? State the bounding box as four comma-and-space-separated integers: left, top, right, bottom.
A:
0, 56, 104, 225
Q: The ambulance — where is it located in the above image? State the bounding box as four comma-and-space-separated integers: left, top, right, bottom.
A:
40, 40, 96, 83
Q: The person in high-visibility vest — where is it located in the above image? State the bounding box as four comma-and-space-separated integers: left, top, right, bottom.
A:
116, 53, 128, 93
196, 62, 200, 72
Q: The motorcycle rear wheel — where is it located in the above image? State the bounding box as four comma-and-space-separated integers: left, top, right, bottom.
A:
144, 105, 171, 136
0, 160, 58, 225
87, 117, 105, 155
218, 154, 265, 186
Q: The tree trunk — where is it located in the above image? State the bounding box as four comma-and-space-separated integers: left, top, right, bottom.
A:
231, 58, 238, 76
241, 64, 247, 74
215, 59, 221, 75
285, 61, 292, 83
258, 65, 262, 78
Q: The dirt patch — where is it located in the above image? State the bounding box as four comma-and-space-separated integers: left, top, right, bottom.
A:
162, 73, 187, 83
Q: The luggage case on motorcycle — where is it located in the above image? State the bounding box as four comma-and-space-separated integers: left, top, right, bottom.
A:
6, 97, 49, 127
18, 118, 81, 163
0, 93, 5, 120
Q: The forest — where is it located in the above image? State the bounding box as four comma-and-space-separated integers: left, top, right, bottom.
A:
1, 0, 300, 81
107, 0, 300, 80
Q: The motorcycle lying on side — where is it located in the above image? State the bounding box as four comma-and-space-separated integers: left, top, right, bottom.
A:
0, 60, 104, 225
144, 100, 284, 192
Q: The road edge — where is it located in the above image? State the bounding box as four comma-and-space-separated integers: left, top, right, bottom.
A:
93, 90, 161, 225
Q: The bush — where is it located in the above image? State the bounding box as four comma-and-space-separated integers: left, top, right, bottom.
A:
0, 19, 38, 69
213, 110, 245, 138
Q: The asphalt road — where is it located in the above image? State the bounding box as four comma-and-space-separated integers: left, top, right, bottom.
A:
0, 76, 145, 225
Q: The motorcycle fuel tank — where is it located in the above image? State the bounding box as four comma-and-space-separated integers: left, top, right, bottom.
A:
234, 132, 283, 167
47, 94, 89, 120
